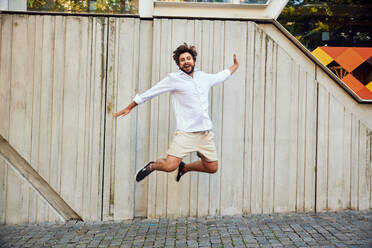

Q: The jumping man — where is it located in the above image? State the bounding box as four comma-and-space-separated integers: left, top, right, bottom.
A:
113, 43, 239, 182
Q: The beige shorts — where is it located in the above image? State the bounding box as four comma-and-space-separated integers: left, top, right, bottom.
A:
167, 130, 218, 162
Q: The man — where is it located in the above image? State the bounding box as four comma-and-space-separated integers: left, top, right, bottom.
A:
114, 43, 239, 182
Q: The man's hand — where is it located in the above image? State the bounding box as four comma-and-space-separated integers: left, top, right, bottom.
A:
113, 107, 131, 118
113, 101, 138, 118
229, 54, 239, 75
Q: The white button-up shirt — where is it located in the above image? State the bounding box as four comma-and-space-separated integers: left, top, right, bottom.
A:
133, 68, 231, 132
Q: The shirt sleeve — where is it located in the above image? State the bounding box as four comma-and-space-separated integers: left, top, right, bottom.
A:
133, 76, 174, 105
209, 69, 231, 87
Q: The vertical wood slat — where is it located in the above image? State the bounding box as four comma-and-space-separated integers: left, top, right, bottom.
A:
316, 84, 329, 212
220, 21, 246, 215
210, 20, 225, 216
274, 47, 298, 213
196, 20, 212, 217
328, 96, 345, 210
250, 25, 265, 214
304, 75, 317, 211
134, 20, 153, 217
165, 18, 193, 218
263, 38, 276, 214
343, 110, 352, 209
8, 15, 31, 224
188, 19, 198, 217
29, 15, 43, 223
350, 116, 359, 210
147, 19, 161, 219
359, 124, 370, 210
242, 21, 255, 214
296, 67, 307, 212
155, 18, 171, 218
104, 18, 140, 220
0, 14, 11, 225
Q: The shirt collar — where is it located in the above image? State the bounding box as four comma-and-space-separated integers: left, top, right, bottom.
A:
177, 68, 200, 78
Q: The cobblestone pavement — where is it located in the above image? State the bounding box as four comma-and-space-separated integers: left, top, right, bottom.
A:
0, 210, 371, 248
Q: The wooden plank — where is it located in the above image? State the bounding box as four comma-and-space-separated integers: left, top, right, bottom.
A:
274, 47, 298, 213
242, 21, 255, 214
304, 75, 317, 211
147, 19, 161, 219
60, 16, 81, 213
0, 14, 11, 225
358, 124, 370, 210
250, 25, 265, 214
0, 159, 6, 224
187, 19, 198, 217
103, 17, 118, 220
166, 18, 192, 218
113, 18, 139, 219
316, 84, 329, 212
220, 21, 246, 215
74, 16, 89, 219
155, 18, 171, 218
209, 20, 225, 216
350, 116, 359, 210
8, 14, 31, 224
0, 135, 82, 221
179, 19, 194, 217
196, 19, 212, 217
88, 16, 106, 221
0, 14, 12, 139
342, 110, 352, 209
296, 66, 306, 212
38, 15, 54, 222
134, 20, 153, 217
263, 37, 276, 214
327, 96, 345, 210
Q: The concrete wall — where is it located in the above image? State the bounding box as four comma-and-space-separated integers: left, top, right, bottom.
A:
0, 14, 371, 224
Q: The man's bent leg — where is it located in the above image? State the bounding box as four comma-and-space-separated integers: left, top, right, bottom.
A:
183, 159, 218, 174
151, 155, 182, 172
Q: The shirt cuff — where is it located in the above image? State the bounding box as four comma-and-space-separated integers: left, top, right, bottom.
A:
133, 94, 144, 105
224, 68, 231, 76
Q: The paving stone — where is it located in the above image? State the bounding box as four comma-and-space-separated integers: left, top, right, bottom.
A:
1, 210, 371, 247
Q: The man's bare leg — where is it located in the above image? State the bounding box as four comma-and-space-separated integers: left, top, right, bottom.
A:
150, 155, 182, 172
183, 159, 218, 174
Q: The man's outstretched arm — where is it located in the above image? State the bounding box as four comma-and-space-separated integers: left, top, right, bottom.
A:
113, 101, 137, 118
229, 54, 239, 75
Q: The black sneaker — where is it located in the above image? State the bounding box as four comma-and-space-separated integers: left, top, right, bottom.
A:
176, 161, 186, 182
136, 161, 154, 182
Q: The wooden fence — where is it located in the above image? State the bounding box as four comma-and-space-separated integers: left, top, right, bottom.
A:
0, 14, 371, 224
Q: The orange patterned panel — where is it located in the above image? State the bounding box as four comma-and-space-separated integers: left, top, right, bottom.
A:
335, 48, 365, 72
342, 73, 364, 93
354, 48, 372, 60
321, 47, 347, 59
357, 87, 372, 99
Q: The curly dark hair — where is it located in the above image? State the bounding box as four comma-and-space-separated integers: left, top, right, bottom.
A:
173, 43, 197, 66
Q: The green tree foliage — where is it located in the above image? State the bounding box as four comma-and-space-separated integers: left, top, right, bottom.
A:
27, 0, 136, 13
278, 0, 372, 50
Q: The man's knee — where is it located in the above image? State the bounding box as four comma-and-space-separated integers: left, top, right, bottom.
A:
159, 156, 181, 172
204, 160, 218, 174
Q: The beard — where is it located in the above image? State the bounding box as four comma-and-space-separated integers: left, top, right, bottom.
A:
180, 64, 195, 75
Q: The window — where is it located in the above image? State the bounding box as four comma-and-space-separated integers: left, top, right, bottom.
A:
155, 0, 269, 4
27, 0, 138, 14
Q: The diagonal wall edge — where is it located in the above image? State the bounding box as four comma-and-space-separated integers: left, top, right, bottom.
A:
0, 135, 82, 222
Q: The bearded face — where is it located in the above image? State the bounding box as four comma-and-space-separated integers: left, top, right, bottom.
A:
178, 52, 195, 75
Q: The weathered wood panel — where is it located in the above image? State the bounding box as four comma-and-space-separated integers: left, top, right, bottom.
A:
1, 15, 371, 224
0, 14, 106, 223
